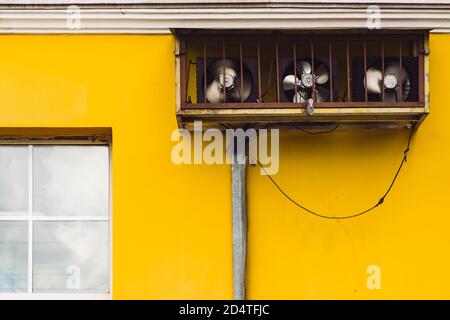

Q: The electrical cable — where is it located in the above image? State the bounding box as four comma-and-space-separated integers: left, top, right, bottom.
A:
294, 122, 341, 135
261, 61, 274, 100
257, 122, 417, 220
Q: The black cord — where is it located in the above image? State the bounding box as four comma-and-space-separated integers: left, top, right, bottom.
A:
219, 123, 233, 130
261, 61, 274, 100
341, 88, 348, 102
185, 59, 198, 103
257, 122, 417, 220
294, 122, 341, 135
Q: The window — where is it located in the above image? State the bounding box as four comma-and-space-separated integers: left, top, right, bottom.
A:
0, 145, 110, 299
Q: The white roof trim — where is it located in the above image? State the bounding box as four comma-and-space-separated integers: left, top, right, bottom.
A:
2, 1, 450, 5
1, 7, 450, 34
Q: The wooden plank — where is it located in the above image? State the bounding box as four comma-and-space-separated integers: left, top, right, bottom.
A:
177, 107, 428, 127
418, 35, 426, 105
182, 102, 425, 109
175, 38, 182, 113
424, 34, 431, 112
179, 106, 427, 116
180, 119, 423, 132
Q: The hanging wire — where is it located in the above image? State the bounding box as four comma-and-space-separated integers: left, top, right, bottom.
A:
260, 61, 274, 101
257, 122, 417, 220
294, 122, 341, 135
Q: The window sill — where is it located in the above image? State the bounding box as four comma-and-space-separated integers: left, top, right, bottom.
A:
0, 293, 111, 300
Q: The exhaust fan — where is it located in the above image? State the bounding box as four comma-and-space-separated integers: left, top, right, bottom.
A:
196, 58, 258, 103
279, 58, 338, 103
352, 57, 419, 102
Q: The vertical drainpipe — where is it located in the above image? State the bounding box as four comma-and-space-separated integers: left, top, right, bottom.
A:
231, 147, 247, 300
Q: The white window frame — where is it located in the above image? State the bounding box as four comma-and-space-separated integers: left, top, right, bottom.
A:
0, 142, 112, 300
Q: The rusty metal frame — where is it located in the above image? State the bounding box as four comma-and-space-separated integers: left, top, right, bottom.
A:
178, 32, 426, 112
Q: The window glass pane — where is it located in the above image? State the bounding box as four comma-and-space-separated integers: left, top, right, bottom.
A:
0, 146, 28, 213
33, 221, 109, 293
0, 221, 28, 293
33, 146, 109, 216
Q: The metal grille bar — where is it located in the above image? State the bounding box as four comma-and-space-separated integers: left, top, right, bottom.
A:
180, 33, 425, 110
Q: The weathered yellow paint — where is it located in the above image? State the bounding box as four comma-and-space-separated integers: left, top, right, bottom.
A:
247, 33, 450, 299
0, 34, 449, 299
0, 35, 232, 299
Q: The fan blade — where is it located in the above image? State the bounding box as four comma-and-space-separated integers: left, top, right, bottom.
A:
384, 90, 398, 102
240, 74, 253, 101
293, 92, 302, 103
227, 89, 240, 102
315, 85, 330, 102
395, 86, 403, 102
205, 58, 254, 102
385, 63, 408, 84
228, 74, 253, 102
209, 59, 239, 92
384, 62, 411, 101
402, 77, 412, 101
300, 61, 312, 74
210, 59, 240, 76
294, 90, 310, 103
365, 67, 383, 95
206, 80, 223, 103
283, 74, 301, 91
315, 63, 330, 85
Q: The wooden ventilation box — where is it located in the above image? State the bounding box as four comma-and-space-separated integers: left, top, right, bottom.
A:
175, 31, 429, 130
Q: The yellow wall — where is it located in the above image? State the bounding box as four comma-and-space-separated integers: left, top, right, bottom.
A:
0, 34, 449, 299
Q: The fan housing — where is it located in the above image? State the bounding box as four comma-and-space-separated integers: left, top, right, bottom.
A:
196, 57, 258, 103
352, 57, 419, 102
279, 57, 338, 103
